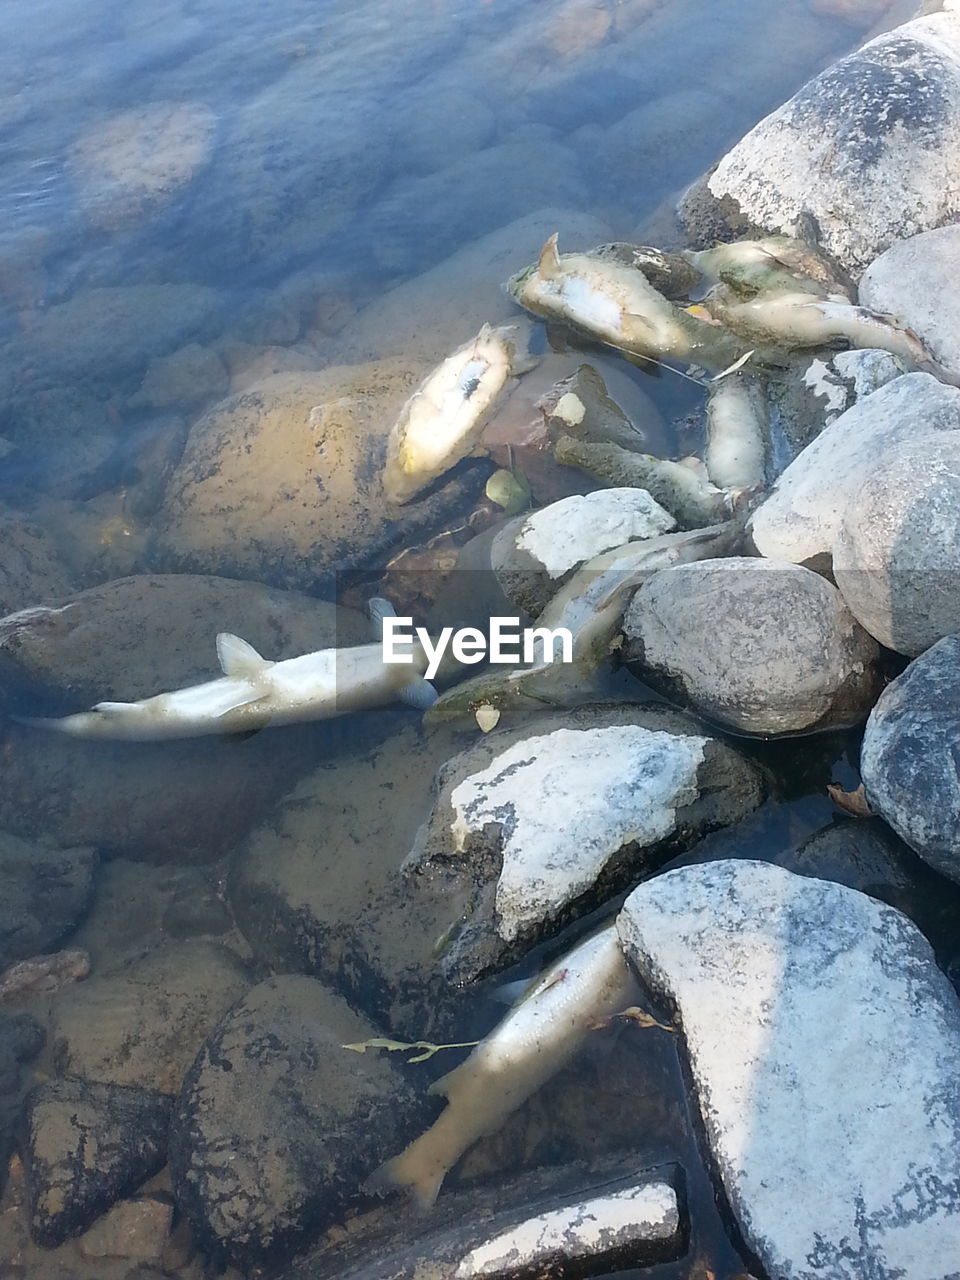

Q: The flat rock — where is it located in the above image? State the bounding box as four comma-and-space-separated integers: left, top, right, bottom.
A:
623, 557, 879, 734
749, 372, 960, 563
0, 833, 97, 970
150, 364, 486, 590
834, 434, 960, 653
169, 975, 428, 1268
861, 635, 960, 882
617, 859, 960, 1279
21, 1078, 171, 1247
679, 9, 960, 275
50, 940, 250, 1094
78, 1195, 173, 1262
860, 224, 960, 376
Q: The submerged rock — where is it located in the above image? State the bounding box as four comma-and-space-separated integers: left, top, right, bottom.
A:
21, 1078, 171, 1247
833, 434, 960, 654
0, 1010, 43, 1196
170, 975, 427, 1268
0, 508, 76, 617
860, 224, 960, 377
151, 364, 486, 590
861, 635, 960, 883
680, 9, 960, 275
749, 372, 960, 563
617, 859, 960, 1280
623, 558, 880, 734
50, 940, 250, 1094
0, 833, 97, 971
78, 1194, 173, 1263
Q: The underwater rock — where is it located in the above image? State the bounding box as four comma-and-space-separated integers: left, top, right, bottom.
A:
169, 975, 427, 1268
617, 859, 960, 1280
749, 372, 960, 563
50, 940, 250, 1094
323, 208, 611, 364
404, 704, 763, 989
21, 1078, 171, 1247
67, 102, 216, 232
861, 636, 960, 883
833, 434, 960, 654
490, 488, 676, 616
280, 1158, 684, 1280
0, 1011, 42, 1197
0, 833, 97, 971
623, 558, 880, 734
128, 342, 229, 411
859, 224, 960, 377
392, 87, 496, 176
679, 8, 960, 275
78, 1195, 173, 1263
0, 508, 76, 617
150, 364, 487, 590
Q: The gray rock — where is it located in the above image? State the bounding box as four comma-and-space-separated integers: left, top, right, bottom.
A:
21, 1078, 171, 1247
623, 558, 880, 734
392, 88, 496, 176
128, 342, 229, 411
860, 224, 960, 376
833, 434, 960, 653
169, 975, 428, 1267
0, 834, 97, 970
150, 365, 487, 590
0, 508, 76, 617
617, 859, 960, 1280
280, 1158, 684, 1280
679, 9, 960, 275
0, 1011, 43, 1197
749, 372, 960, 563
50, 941, 250, 1094
861, 635, 960, 882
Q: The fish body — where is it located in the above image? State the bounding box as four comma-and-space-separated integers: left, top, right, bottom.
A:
383, 324, 536, 505
684, 236, 851, 300
367, 924, 638, 1207
705, 373, 767, 493
20, 602, 437, 741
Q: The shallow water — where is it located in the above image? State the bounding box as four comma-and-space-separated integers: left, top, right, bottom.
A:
0, 0, 949, 1276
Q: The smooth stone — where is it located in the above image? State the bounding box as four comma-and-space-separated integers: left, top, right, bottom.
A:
680, 9, 960, 275
78, 1195, 173, 1262
617, 859, 960, 1280
861, 635, 960, 882
392, 87, 496, 176
623, 558, 879, 734
50, 941, 250, 1094
128, 342, 229, 411
169, 975, 428, 1267
21, 1078, 171, 1247
833, 434, 960, 653
150, 364, 485, 590
0, 834, 97, 970
749, 372, 960, 563
860, 225, 960, 376
0, 508, 76, 617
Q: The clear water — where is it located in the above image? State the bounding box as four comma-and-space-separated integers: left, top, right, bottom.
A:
0, 0, 945, 1276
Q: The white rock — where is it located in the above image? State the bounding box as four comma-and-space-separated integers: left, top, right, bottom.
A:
511, 488, 675, 579
680, 9, 960, 275
860, 225, 960, 376
617, 859, 960, 1280
454, 1179, 679, 1278
749, 372, 960, 563
449, 726, 707, 942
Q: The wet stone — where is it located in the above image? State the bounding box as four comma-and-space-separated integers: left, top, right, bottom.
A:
0, 833, 97, 971
21, 1078, 171, 1247
169, 975, 430, 1268
617, 859, 960, 1280
0, 1012, 43, 1197
78, 1194, 174, 1261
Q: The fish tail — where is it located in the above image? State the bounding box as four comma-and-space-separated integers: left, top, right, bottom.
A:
363, 1149, 445, 1210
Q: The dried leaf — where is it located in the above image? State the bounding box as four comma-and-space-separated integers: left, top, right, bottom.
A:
341, 1036, 480, 1063
827, 782, 874, 818
618, 1005, 675, 1033
475, 703, 501, 733
710, 349, 756, 381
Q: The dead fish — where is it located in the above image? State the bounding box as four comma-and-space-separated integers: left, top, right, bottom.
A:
17, 599, 438, 741
0, 948, 90, 1003
705, 373, 767, 494
383, 323, 538, 505
684, 235, 852, 300
366, 924, 638, 1207
506, 234, 744, 371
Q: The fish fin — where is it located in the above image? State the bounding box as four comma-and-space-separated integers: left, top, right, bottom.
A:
213, 687, 272, 717
216, 633, 272, 680
367, 596, 397, 640
364, 1153, 444, 1210
489, 976, 531, 1005
399, 677, 438, 710
538, 233, 562, 281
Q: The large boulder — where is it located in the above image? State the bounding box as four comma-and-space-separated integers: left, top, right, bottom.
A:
749, 373, 960, 564
169, 975, 428, 1268
0, 833, 97, 970
679, 8, 960, 276
617, 859, 960, 1280
150, 364, 487, 590
861, 635, 960, 883
623, 558, 880, 734
0, 507, 76, 616
833, 434, 960, 654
